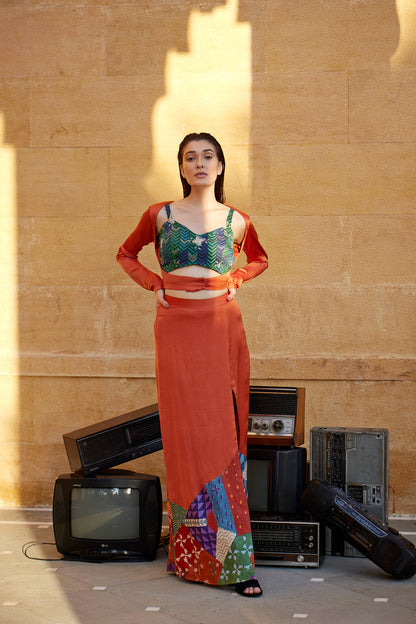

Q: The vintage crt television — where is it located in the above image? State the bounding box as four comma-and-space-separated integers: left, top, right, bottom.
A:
53, 470, 162, 560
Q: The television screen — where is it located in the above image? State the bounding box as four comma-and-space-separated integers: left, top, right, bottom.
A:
247, 458, 270, 513
71, 487, 140, 540
53, 470, 162, 560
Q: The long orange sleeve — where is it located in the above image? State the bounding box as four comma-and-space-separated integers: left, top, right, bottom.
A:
116, 203, 166, 292
228, 216, 268, 288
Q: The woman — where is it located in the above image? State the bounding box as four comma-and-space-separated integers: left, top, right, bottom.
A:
117, 132, 268, 596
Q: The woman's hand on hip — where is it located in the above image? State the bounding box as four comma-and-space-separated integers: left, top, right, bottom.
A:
227, 287, 237, 301
155, 289, 169, 308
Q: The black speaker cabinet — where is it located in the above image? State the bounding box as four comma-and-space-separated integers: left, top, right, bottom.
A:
247, 446, 307, 516
63, 404, 162, 476
248, 386, 305, 447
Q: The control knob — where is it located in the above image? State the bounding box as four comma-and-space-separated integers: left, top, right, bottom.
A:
272, 419, 284, 432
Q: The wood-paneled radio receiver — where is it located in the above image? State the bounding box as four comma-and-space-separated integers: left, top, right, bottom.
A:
248, 386, 305, 447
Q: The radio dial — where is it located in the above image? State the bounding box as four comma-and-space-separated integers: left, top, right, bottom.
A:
252, 421, 261, 430
272, 419, 284, 432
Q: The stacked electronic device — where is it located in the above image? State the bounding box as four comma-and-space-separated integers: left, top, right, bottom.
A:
246, 386, 321, 568
56, 391, 416, 577
59, 387, 314, 566
309, 426, 389, 557
246, 395, 416, 579
53, 403, 164, 560
303, 426, 416, 579
62, 403, 162, 476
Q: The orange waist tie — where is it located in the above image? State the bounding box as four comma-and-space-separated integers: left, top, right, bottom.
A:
162, 271, 230, 292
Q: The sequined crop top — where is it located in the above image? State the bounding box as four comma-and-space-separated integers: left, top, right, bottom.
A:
158, 204, 236, 274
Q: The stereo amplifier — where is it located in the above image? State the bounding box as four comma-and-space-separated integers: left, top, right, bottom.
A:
63, 404, 162, 476
248, 386, 305, 447
250, 517, 320, 567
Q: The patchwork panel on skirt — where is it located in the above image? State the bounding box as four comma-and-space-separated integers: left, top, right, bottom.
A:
166, 451, 255, 585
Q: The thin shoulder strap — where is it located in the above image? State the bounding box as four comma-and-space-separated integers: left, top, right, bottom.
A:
226, 208, 234, 226
165, 203, 171, 218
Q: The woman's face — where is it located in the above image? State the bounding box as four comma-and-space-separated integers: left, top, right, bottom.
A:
179, 139, 223, 189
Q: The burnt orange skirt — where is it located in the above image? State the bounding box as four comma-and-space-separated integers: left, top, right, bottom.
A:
154, 293, 256, 585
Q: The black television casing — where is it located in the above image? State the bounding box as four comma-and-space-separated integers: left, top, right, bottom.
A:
247, 446, 307, 517
53, 470, 162, 561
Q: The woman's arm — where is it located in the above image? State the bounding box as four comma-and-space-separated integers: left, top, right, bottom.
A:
228, 218, 268, 290
116, 206, 164, 292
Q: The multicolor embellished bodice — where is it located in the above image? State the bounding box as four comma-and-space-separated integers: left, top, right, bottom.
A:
158, 204, 236, 274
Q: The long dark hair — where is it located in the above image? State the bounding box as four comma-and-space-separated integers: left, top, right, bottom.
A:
177, 132, 226, 204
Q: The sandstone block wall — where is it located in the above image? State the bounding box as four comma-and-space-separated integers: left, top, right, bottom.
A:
0, 0, 414, 514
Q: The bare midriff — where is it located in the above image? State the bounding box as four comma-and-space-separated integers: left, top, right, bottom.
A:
164, 265, 229, 299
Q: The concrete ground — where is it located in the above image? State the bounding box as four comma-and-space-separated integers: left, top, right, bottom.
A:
0, 508, 415, 624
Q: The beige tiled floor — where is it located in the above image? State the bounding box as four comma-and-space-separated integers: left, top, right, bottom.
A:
0, 508, 415, 624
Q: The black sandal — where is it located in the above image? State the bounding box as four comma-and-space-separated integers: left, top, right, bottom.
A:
234, 578, 263, 597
